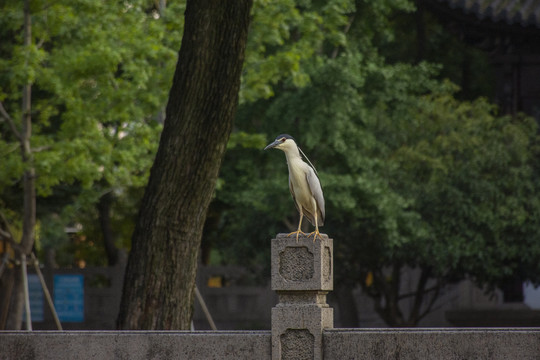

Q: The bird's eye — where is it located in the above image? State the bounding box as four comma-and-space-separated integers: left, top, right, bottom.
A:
280, 138, 286, 142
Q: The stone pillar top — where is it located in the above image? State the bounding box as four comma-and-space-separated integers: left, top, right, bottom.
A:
271, 233, 333, 292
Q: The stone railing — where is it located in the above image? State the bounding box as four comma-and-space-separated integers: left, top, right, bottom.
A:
1, 233, 540, 360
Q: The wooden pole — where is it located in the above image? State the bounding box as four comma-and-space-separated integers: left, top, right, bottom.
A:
0, 251, 9, 279
30, 253, 62, 330
194, 286, 217, 330
21, 254, 32, 330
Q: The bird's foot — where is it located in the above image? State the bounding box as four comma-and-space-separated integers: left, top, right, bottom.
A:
287, 230, 307, 242
307, 230, 323, 242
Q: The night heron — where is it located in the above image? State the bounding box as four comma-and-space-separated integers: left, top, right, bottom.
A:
264, 134, 325, 241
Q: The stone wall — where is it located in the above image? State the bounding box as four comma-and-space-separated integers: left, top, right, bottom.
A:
324, 328, 540, 360
0, 331, 272, 360
2, 328, 540, 359
2, 234, 540, 359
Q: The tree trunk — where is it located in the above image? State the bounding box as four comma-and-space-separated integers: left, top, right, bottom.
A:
117, 0, 253, 330
0, 266, 15, 329
415, 0, 425, 63
5, 0, 36, 330
335, 284, 359, 327
97, 191, 120, 266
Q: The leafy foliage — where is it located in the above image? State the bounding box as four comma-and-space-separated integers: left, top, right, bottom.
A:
0, 0, 180, 264
1, 0, 539, 327
208, 0, 540, 325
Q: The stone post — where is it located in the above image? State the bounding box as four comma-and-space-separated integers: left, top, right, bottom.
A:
271, 233, 333, 360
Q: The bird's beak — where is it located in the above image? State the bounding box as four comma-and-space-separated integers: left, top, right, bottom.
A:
264, 140, 280, 150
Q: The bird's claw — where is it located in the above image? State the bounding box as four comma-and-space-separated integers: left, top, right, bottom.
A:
307, 230, 323, 242
287, 230, 307, 242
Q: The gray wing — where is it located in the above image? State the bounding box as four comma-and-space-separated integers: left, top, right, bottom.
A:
306, 166, 325, 226
288, 176, 301, 214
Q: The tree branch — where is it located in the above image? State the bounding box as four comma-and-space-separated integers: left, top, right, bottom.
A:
0, 230, 24, 254
417, 283, 442, 322
371, 270, 390, 324
36, 37, 45, 49
408, 267, 431, 324
371, 268, 403, 326
331, 14, 355, 59
0, 228, 12, 241
0, 211, 14, 238
31, 145, 51, 153
398, 284, 440, 300
0, 101, 21, 140
1, 143, 20, 156
0, 211, 24, 255
389, 262, 405, 325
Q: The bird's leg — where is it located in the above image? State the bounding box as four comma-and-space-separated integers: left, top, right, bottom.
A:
308, 213, 322, 242
287, 213, 306, 242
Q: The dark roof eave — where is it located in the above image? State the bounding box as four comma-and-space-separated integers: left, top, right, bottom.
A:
420, 0, 540, 37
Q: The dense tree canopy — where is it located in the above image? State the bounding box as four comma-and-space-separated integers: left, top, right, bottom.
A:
206, 0, 540, 326
0, 0, 182, 263
0, 0, 181, 328
1, 0, 539, 328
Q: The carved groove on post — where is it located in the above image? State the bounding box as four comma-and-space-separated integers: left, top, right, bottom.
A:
279, 246, 314, 281
280, 329, 314, 360
323, 246, 332, 281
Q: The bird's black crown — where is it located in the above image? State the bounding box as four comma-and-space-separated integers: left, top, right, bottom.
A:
275, 134, 295, 142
